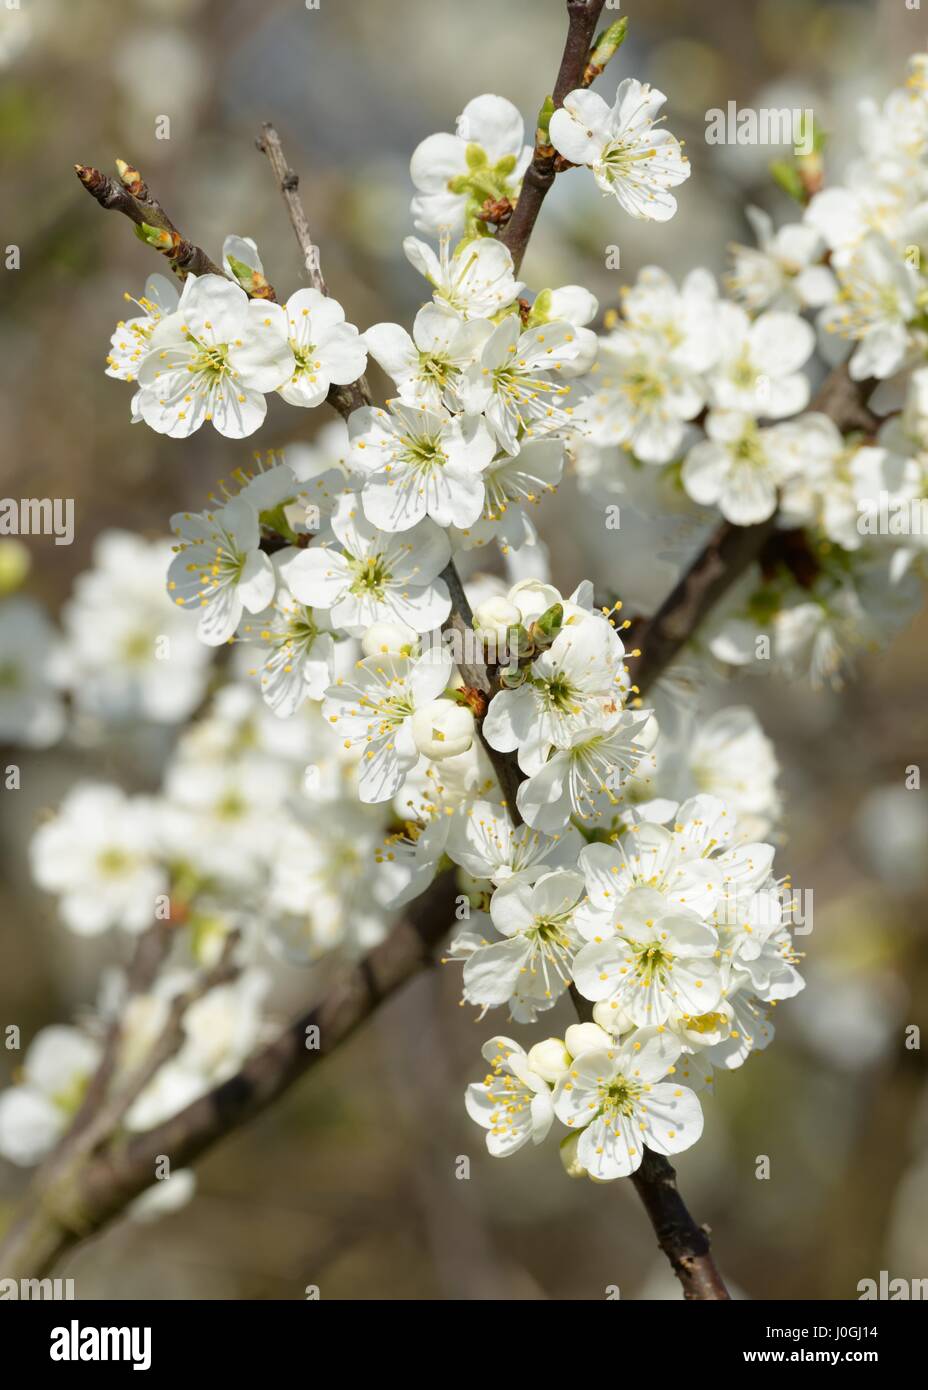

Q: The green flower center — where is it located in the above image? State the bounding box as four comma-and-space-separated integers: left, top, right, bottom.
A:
733, 423, 767, 467
418, 351, 459, 391
599, 1074, 642, 1119
97, 847, 132, 877
187, 336, 231, 380
447, 144, 519, 231
730, 351, 758, 390
292, 342, 321, 378
398, 431, 447, 476
348, 552, 391, 599
539, 673, 579, 713
631, 939, 674, 986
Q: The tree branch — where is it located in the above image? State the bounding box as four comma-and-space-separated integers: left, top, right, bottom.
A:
57, 21, 879, 1301
74, 162, 228, 283
439, 561, 526, 819
500, 0, 608, 272
630, 1150, 731, 1300
624, 364, 878, 693
256, 122, 372, 418
0, 874, 459, 1280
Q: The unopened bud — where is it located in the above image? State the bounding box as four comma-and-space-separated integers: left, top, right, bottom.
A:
565, 1022, 612, 1058
559, 1132, 586, 1179
527, 1037, 571, 1084
411, 699, 475, 760
583, 18, 629, 86
473, 596, 521, 641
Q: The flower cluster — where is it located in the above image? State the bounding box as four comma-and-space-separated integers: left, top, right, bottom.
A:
8, 37, 928, 1210
106, 238, 367, 439
577, 51, 928, 688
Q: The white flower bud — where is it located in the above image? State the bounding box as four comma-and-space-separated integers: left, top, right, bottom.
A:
507, 578, 562, 626
0, 539, 30, 596
411, 699, 475, 760
360, 620, 417, 658
526, 1037, 571, 1084
559, 1132, 586, 1179
565, 1022, 612, 1058
592, 1000, 633, 1035
472, 596, 521, 641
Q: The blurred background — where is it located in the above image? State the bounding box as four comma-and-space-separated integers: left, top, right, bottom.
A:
1, 0, 927, 1299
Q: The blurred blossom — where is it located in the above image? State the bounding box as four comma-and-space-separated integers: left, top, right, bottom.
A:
795, 961, 907, 1071
0, 7, 33, 70
855, 785, 928, 893
112, 28, 206, 147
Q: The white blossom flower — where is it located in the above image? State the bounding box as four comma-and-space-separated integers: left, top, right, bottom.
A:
516, 708, 652, 832
281, 493, 451, 635
222, 233, 264, 285
0, 1026, 101, 1165
483, 613, 627, 775
348, 401, 496, 531
269, 799, 389, 958
706, 302, 814, 418
549, 79, 690, 221
684, 707, 781, 840
620, 265, 721, 372
361, 618, 418, 657
726, 206, 837, 313
410, 94, 532, 236
682, 410, 801, 525
818, 233, 920, 381
58, 530, 211, 723
524, 285, 601, 375
574, 797, 774, 934
168, 496, 277, 646
451, 439, 565, 552
460, 316, 586, 453
31, 783, 166, 935
471, 596, 522, 641
363, 303, 492, 412
267, 288, 367, 408
582, 327, 706, 464
465, 1035, 554, 1156
178, 969, 269, 1080
446, 798, 573, 886
552, 1028, 702, 1178
162, 746, 294, 886
236, 566, 336, 718
137, 273, 294, 438
105, 273, 180, 383
411, 697, 474, 759
573, 901, 722, 1028
374, 812, 452, 909
462, 869, 586, 1021
404, 234, 524, 320
322, 648, 453, 803
0, 596, 65, 747
527, 1036, 573, 1084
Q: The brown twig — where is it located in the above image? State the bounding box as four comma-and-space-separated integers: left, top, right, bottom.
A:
439, 561, 525, 819
59, 17, 880, 1302
500, 0, 608, 272
74, 163, 227, 283
65, 921, 174, 1142
0, 874, 458, 1279
630, 1151, 732, 1299
624, 364, 878, 693
257, 124, 328, 295
257, 122, 372, 418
